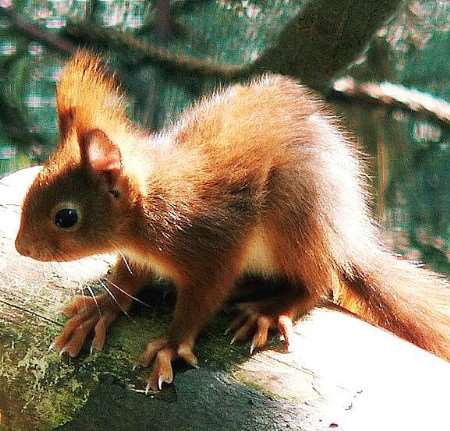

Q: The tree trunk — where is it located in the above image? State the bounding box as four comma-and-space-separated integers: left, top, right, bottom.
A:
0, 168, 449, 430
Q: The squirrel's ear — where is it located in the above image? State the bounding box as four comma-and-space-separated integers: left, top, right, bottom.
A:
79, 129, 121, 186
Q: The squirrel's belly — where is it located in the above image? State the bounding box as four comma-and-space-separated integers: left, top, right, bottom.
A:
240, 225, 279, 277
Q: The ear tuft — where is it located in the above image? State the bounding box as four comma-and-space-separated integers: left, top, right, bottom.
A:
56, 51, 128, 135
80, 129, 121, 185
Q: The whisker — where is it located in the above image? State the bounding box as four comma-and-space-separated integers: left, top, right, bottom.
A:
109, 241, 133, 275
106, 278, 151, 308
119, 251, 133, 275
99, 279, 132, 320
85, 284, 102, 320
43, 249, 137, 321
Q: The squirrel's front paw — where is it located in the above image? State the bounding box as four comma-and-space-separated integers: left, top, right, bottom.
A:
136, 338, 199, 393
52, 293, 130, 357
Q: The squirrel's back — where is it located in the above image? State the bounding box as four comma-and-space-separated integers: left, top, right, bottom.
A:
168, 75, 450, 360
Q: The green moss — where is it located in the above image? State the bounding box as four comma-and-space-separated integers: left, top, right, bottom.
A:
35, 387, 88, 429
1, 294, 257, 430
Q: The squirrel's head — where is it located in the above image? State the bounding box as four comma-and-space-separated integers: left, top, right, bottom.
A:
15, 127, 133, 261
15, 51, 134, 261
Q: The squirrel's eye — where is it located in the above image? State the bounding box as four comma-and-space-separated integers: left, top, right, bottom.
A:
54, 208, 79, 229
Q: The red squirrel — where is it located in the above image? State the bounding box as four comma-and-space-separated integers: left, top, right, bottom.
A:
15, 51, 450, 391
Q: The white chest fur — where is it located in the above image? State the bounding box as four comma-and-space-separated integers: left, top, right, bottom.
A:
240, 225, 278, 276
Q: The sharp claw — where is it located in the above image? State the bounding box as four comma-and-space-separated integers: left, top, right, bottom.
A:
184, 357, 199, 368
178, 346, 199, 368
145, 383, 151, 395
230, 335, 237, 345
158, 376, 164, 391
224, 326, 232, 335
249, 341, 256, 355
183, 355, 200, 369
132, 363, 139, 371
48, 341, 56, 352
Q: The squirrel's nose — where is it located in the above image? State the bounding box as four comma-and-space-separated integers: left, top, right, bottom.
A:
15, 236, 31, 257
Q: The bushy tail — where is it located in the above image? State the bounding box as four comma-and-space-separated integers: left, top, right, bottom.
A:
336, 247, 450, 361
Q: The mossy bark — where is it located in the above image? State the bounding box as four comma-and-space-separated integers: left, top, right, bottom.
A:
0, 168, 449, 431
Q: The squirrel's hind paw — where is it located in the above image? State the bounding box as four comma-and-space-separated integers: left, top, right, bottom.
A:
228, 310, 294, 354
137, 338, 198, 392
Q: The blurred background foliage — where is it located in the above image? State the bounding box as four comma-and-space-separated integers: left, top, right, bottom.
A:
0, 0, 448, 273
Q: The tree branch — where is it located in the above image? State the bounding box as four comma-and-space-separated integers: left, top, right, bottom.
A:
62, 20, 248, 79
329, 77, 450, 133
252, 0, 404, 89
1, 1, 405, 85
3, 1, 448, 135
0, 4, 233, 78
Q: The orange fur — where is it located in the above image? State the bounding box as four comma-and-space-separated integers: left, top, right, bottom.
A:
56, 51, 129, 136
16, 52, 450, 378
